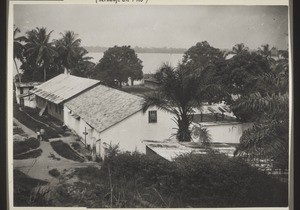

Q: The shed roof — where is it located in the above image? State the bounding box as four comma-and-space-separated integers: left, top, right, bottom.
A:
15, 82, 43, 88
65, 85, 144, 133
30, 74, 100, 104
144, 140, 236, 161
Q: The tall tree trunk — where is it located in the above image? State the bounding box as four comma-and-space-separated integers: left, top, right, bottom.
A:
131, 78, 134, 86
176, 112, 191, 142
44, 66, 47, 81
13, 58, 22, 83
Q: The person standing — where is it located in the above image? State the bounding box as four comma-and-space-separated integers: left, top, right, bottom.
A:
40, 128, 45, 141
36, 129, 41, 141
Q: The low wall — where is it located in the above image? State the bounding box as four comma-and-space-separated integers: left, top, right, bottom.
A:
192, 122, 253, 144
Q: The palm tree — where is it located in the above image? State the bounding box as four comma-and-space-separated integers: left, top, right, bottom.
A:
258, 44, 276, 67
142, 63, 224, 142
24, 27, 57, 81
13, 26, 26, 83
54, 31, 84, 74
234, 59, 289, 171
228, 43, 249, 56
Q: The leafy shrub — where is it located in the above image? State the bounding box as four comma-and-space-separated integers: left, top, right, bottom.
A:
14, 149, 42, 160
14, 137, 40, 155
49, 168, 60, 177
71, 142, 81, 151
50, 140, 84, 162
95, 156, 103, 163
173, 153, 288, 207
13, 127, 26, 135
102, 150, 178, 189
192, 124, 212, 146
101, 148, 288, 208
14, 170, 49, 206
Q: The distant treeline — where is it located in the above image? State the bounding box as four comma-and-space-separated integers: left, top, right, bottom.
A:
84, 46, 188, 54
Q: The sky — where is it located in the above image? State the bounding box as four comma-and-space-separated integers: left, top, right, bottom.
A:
13, 4, 289, 50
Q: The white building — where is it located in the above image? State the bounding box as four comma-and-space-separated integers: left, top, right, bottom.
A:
64, 84, 177, 158
15, 82, 42, 108
30, 74, 100, 121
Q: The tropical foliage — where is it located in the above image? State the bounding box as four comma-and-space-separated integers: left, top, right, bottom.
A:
232, 51, 289, 171
228, 43, 249, 56
54, 31, 93, 76
142, 63, 223, 142
90, 45, 143, 87
14, 27, 94, 82
13, 26, 26, 83
23, 27, 58, 81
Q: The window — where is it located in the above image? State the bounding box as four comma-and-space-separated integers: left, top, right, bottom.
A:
148, 110, 157, 123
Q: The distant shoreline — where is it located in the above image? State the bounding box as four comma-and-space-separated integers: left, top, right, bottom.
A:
84, 46, 188, 54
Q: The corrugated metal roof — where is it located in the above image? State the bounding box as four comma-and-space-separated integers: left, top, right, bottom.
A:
15, 82, 43, 87
65, 85, 144, 133
144, 140, 236, 161
30, 74, 100, 104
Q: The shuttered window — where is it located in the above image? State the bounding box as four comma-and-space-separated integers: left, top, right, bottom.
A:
148, 110, 157, 123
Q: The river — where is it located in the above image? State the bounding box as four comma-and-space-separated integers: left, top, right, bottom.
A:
12, 52, 185, 76
88, 52, 184, 74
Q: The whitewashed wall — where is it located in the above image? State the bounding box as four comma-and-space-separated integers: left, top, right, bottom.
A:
64, 106, 176, 158
100, 107, 176, 154
23, 95, 36, 108
64, 106, 95, 147
16, 87, 37, 108
192, 122, 253, 144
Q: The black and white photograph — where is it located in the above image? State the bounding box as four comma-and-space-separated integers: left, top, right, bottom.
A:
8, 0, 291, 208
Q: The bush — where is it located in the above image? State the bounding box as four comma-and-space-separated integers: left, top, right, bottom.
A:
60, 148, 288, 208
172, 153, 288, 207
71, 142, 81, 151
14, 137, 40, 155
49, 168, 60, 177
14, 170, 49, 206
101, 148, 288, 208
14, 149, 42, 160
13, 127, 26, 135
50, 140, 84, 162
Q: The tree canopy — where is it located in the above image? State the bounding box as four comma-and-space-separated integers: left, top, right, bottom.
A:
54, 31, 92, 76
16, 27, 94, 82
22, 27, 58, 81
90, 46, 143, 87
232, 51, 289, 170
143, 62, 224, 142
182, 41, 225, 73
13, 26, 26, 83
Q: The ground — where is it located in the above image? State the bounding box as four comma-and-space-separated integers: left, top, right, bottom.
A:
13, 110, 102, 207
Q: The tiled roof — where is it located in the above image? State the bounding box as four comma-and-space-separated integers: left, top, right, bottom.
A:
65, 85, 144, 133
30, 74, 100, 104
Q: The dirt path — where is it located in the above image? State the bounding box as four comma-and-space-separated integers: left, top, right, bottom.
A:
13, 118, 100, 186
13, 118, 36, 138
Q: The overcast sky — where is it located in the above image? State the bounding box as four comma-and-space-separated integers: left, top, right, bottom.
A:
14, 4, 289, 50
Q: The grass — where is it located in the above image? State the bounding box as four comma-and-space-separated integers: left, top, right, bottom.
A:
14, 169, 49, 206
14, 148, 43, 160
13, 127, 26, 135
14, 137, 40, 155
50, 140, 84, 162
49, 168, 60, 178
14, 100, 69, 139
